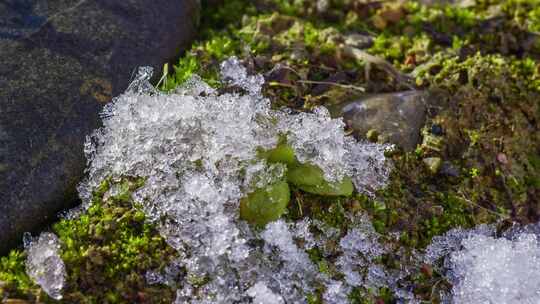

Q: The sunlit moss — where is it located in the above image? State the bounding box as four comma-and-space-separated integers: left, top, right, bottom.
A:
0, 178, 177, 303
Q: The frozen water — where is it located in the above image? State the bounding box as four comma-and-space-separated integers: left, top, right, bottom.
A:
247, 282, 284, 304
336, 215, 388, 289
220, 56, 265, 95
261, 220, 319, 301
276, 106, 351, 183
424, 224, 494, 265
244, 161, 287, 190
262, 220, 315, 272
276, 106, 392, 188
426, 224, 540, 304
24, 232, 66, 300
344, 140, 392, 196
450, 233, 540, 304
78, 59, 392, 302
146, 259, 184, 287
323, 281, 350, 304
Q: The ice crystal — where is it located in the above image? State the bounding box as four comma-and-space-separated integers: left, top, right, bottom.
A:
344, 140, 392, 196
323, 281, 350, 304
146, 259, 183, 287
262, 220, 315, 271
261, 220, 319, 301
336, 215, 387, 289
424, 224, 494, 265
79, 59, 392, 302
24, 232, 66, 300
451, 234, 540, 304
426, 224, 540, 304
220, 56, 265, 95
247, 282, 284, 304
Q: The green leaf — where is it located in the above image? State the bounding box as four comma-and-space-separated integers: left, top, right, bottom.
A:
287, 163, 326, 186
267, 143, 298, 166
240, 181, 290, 226
287, 164, 354, 196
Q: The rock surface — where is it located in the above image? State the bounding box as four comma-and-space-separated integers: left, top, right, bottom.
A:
0, 0, 200, 253
328, 91, 429, 151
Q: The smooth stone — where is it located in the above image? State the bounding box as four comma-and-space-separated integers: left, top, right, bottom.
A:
344, 33, 374, 49
441, 161, 460, 178
328, 91, 429, 151
0, 0, 200, 253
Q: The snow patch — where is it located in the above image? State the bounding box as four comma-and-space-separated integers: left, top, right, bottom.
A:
247, 281, 284, 304
77, 58, 392, 302
24, 232, 66, 300
426, 224, 540, 304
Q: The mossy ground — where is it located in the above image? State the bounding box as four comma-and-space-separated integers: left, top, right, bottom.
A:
1, 178, 178, 303
2, 0, 539, 303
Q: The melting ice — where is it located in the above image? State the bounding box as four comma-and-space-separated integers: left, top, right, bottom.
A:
77, 57, 392, 303
426, 224, 540, 304
24, 232, 66, 300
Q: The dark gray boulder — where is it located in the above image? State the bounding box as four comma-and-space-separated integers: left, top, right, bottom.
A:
0, 0, 200, 253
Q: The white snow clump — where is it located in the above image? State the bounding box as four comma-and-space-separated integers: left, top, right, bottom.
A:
246, 281, 285, 304
78, 57, 392, 303
24, 232, 66, 300
426, 224, 540, 304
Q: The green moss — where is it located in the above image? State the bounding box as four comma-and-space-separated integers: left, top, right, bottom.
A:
0, 250, 46, 301
56, 178, 177, 303
1, 178, 178, 303
298, 195, 349, 232
161, 55, 200, 91
349, 286, 394, 304
160, 1, 367, 93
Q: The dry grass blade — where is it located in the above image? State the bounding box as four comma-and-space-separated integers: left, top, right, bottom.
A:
341, 45, 416, 89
